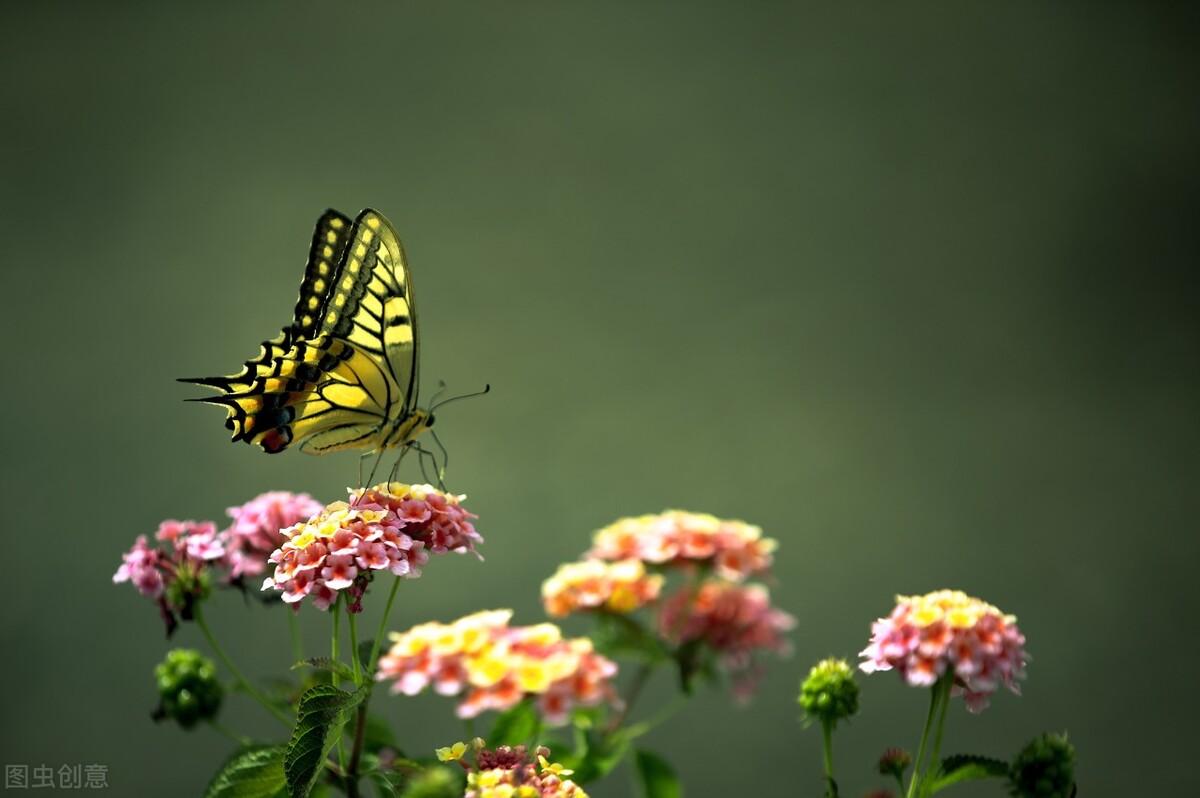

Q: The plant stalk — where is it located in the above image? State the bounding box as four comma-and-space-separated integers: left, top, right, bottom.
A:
194, 604, 290, 727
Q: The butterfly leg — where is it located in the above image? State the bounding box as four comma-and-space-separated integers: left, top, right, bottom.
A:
365, 447, 388, 488
411, 442, 446, 490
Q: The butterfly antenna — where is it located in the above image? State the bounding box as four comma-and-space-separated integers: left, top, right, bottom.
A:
430, 383, 491, 413
425, 379, 449, 410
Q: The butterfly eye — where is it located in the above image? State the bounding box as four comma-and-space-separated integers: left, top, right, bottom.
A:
425, 414, 436, 428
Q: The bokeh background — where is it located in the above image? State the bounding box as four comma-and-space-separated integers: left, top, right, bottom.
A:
2, 2, 1197, 795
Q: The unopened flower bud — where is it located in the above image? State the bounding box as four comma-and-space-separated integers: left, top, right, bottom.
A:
799, 658, 859, 728
154, 649, 222, 729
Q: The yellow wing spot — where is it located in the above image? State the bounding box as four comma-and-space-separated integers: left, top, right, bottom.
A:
318, 263, 329, 275
341, 275, 354, 290
308, 296, 319, 309
347, 259, 360, 273
330, 217, 345, 229
361, 229, 375, 244
313, 279, 325, 292
302, 314, 312, 325
355, 243, 367, 258
323, 245, 333, 258
326, 231, 337, 244
334, 294, 346, 308
327, 310, 338, 323
366, 216, 380, 231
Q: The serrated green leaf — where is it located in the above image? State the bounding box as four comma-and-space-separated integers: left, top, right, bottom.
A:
284, 683, 369, 797
487, 699, 539, 747
928, 754, 1009, 793
204, 745, 287, 798
634, 749, 682, 798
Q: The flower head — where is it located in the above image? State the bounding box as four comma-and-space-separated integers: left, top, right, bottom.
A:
799, 658, 859, 728
261, 483, 482, 612
455, 744, 588, 798
541, 559, 663, 617
153, 648, 222, 729
877, 748, 912, 781
1008, 732, 1075, 798
658, 581, 795, 698
587, 511, 776, 581
223, 491, 323, 580
113, 520, 225, 633
378, 611, 618, 725
859, 590, 1028, 713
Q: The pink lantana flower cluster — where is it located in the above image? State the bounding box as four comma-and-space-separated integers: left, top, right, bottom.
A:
859, 589, 1028, 713
586, 510, 776, 581
222, 491, 323, 580
262, 483, 482, 612
541, 559, 663, 617
113, 520, 227, 632
659, 581, 796, 696
376, 610, 618, 725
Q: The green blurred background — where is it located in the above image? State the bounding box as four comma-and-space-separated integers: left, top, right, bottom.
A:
2, 2, 1197, 795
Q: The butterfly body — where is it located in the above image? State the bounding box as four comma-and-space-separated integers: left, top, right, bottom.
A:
182, 209, 429, 456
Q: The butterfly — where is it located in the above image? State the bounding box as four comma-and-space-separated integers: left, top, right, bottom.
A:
181, 208, 437, 457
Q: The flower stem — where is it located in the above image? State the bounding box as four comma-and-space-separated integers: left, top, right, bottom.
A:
288, 610, 303, 663
821, 720, 837, 798
348, 606, 362, 686
905, 677, 945, 798
331, 596, 346, 770
606, 661, 655, 733
366, 576, 403, 677
346, 703, 368, 798
194, 604, 291, 727
920, 677, 953, 798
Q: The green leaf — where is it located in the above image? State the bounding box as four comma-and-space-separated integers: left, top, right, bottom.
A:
633, 749, 682, 798
367, 771, 397, 797
291, 658, 355, 682
928, 754, 1009, 793
357, 639, 376, 671
204, 745, 287, 798
487, 699, 539, 747
557, 727, 629, 786
284, 683, 369, 798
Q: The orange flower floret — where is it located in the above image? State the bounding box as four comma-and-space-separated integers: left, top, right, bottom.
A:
541, 559, 663, 617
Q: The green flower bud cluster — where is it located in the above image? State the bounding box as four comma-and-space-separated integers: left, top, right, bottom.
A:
154, 649, 223, 729
799, 657, 860, 728
1008, 732, 1076, 798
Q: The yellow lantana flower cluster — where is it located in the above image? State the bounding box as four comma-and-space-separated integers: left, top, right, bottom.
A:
377, 610, 617, 725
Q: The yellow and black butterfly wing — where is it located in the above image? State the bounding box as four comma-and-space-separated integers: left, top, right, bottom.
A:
180, 208, 353, 397
182, 209, 421, 455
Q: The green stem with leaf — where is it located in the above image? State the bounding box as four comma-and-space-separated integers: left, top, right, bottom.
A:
194, 604, 291, 727
906, 674, 952, 798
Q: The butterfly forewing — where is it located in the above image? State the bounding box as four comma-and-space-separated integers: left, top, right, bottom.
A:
182, 208, 424, 455
291, 209, 355, 339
